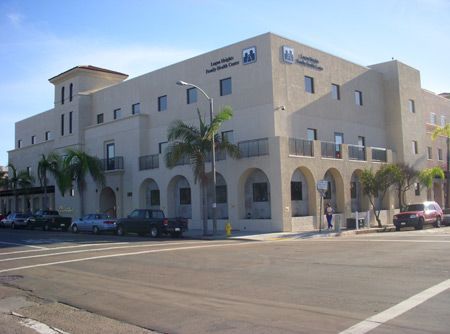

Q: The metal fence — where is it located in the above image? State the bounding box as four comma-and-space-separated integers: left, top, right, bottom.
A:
371, 147, 387, 162
101, 156, 124, 171
139, 154, 159, 170
321, 142, 342, 159
348, 145, 366, 161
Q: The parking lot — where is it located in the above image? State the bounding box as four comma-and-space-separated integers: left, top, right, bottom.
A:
1, 227, 450, 333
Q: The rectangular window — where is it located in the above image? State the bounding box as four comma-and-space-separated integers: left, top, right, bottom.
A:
69, 111, 73, 134
26, 166, 31, 175
331, 84, 340, 100
17, 139, 22, 148
408, 99, 415, 113
220, 77, 232, 96
45, 131, 51, 141
415, 183, 421, 196
61, 114, 65, 136
358, 136, 365, 147
427, 146, 432, 159
159, 141, 168, 154
438, 148, 443, 161
179, 188, 191, 205
158, 95, 168, 111
430, 113, 437, 125
97, 113, 104, 124
304, 76, 314, 94
355, 90, 363, 106
221, 130, 234, 143
150, 190, 160, 206
441, 116, 446, 127
113, 108, 122, 120
412, 141, 418, 154
31, 135, 36, 145
132, 103, 141, 115
291, 181, 302, 201
253, 182, 268, 202
216, 185, 227, 204
307, 128, 317, 141
187, 88, 197, 104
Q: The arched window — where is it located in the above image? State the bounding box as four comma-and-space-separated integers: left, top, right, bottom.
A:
69, 83, 73, 102
61, 86, 65, 105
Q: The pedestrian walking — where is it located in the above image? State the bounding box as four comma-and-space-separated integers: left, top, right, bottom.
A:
325, 203, 333, 230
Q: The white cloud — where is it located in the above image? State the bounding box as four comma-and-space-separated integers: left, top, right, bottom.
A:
6, 12, 24, 27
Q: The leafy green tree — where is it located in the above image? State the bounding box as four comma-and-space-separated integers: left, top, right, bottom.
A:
431, 125, 450, 207
361, 165, 398, 227
391, 163, 419, 210
418, 167, 445, 199
165, 107, 240, 235
63, 149, 105, 216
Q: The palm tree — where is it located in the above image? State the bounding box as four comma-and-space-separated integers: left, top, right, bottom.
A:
37, 152, 61, 209
431, 124, 450, 207
64, 148, 105, 216
165, 107, 240, 236
5, 163, 34, 212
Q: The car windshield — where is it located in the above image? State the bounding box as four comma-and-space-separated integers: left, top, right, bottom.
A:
403, 204, 424, 212
15, 213, 30, 218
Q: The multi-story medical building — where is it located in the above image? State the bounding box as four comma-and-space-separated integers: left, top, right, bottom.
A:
2, 33, 450, 232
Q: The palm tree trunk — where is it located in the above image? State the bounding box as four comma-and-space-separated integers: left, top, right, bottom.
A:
78, 183, 84, 217
200, 182, 208, 236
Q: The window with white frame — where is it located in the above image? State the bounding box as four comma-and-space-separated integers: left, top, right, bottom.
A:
355, 90, 363, 106
430, 113, 437, 125
408, 99, 415, 113
441, 115, 446, 127
427, 146, 432, 159
438, 148, 443, 161
412, 140, 418, 154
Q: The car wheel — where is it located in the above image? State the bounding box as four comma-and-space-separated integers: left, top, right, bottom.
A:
150, 226, 159, 238
415, 218, 424, 230
435, 217, 442, 228
116, 225, 125, 236
93, 226, 100, 235
72, 224, 78, 233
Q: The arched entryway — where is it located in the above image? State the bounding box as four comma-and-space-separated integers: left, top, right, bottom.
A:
167, 175, 192, 218
323, 168, 345, 213
350, 169, 369, 212
239, 168, 271, 219
290, 167, 315, 216
206, 172, 228, 219
100, 187, 117, 217
139, 178, 160, 210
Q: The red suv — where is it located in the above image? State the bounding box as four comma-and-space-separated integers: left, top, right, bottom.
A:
393, 201, 443, 231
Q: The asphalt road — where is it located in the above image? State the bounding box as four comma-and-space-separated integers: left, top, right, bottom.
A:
0, 227, 449, 333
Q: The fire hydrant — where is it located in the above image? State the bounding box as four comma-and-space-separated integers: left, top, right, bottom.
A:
225, 222, 232, 237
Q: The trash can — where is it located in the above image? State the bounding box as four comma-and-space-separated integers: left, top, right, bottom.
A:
334, 215, 341, 233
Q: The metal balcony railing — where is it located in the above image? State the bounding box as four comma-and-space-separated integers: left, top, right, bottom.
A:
101, 156, 124, 171
321, 142, 342, 159
372, 147, 387, 162
238, 138, 269, 158
289, 138, 314, 157
139, 154, 159, 170
348, 145, 366, 161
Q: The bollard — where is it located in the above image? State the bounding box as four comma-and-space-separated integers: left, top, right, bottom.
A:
225, 222, 232, 237
334, 215, 341, 233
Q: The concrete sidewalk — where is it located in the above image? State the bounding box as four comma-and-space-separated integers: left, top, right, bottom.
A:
183, 225, 397, 241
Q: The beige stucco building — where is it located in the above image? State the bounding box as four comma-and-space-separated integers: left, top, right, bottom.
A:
2, 33, 450, 232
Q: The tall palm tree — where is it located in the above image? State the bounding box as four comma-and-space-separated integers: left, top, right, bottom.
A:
165, 107, 240, 235
37, 152, 61, 209
64, 148, 105, 216
5, 163, 34, 212
431, 124, 450, 207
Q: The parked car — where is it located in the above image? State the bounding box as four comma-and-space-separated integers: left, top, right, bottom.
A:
71, 213, 117, 234
393, 201, 443, 231
1, 212, 32, 229
25, 209, 72, 231
115, 209, 188, 238
442, 208, 450, 225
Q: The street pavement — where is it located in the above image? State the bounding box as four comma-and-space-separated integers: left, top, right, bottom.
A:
0, 225, 449, 333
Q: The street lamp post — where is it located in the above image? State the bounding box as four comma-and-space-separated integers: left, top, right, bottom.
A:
176, 81, 217, 235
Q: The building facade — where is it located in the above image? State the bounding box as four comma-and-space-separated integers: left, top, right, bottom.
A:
2, 33, 450, 232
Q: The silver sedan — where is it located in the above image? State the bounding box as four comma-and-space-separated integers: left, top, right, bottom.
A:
70, 213, 117, 234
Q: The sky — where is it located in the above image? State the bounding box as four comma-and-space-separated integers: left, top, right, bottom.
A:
1, 0, 449, 166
